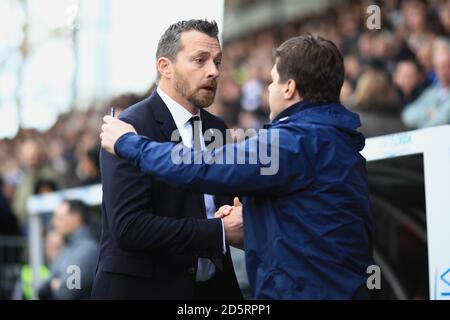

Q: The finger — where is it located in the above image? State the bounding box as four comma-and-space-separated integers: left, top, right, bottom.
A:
218, 205, 232, 212
233, 197, 242, 207
215, 213, 224, 218
222, 208, 232, 216
215, 211, 226, 218
217, 207, 232, 217
103, 115, 113, 123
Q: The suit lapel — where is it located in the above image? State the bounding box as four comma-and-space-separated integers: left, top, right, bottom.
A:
151, 91, 220, 147
149, 90, 182, 143
200, 109, 225, 148
150, 90, 207, 218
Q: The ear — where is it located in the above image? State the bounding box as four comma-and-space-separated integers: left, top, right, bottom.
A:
157, 57, 173, 80
284, 79, 298, 100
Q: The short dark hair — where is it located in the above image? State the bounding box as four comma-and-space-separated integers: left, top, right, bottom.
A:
274, 34, 344, 104
34, 178, 59, 194
65, 199, 90, 224
156, 19, 218, 60
156, 19, 219, 80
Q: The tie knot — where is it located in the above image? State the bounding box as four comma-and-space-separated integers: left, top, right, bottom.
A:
189, 115, 201, 123
189, 115, 202, 151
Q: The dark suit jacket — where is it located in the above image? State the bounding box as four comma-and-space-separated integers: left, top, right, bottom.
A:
91, 91, 242, 299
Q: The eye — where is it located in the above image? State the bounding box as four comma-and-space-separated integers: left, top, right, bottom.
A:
195, 58, 205, 64
214, 60, 222, 67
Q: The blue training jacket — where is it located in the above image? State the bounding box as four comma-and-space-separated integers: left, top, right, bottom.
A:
114, 100, 374, 299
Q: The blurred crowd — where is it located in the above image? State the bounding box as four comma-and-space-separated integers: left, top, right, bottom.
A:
211, 0, 450, 137
0, 94, 144, 234
1, 0, 450, 241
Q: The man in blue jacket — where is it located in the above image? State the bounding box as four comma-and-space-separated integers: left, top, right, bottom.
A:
100, 34, 374, 299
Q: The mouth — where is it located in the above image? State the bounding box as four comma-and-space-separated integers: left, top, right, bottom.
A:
199, 85, 216, 93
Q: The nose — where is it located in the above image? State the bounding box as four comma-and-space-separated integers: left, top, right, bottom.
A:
206, 60, 219, 79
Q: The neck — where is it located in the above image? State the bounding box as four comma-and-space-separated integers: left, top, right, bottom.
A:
285, 97, 302, 109
271, 98, 309, 122
158, 81, 198, 115
276, 97, 302, 117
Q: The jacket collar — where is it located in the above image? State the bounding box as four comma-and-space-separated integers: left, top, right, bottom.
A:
149, 89, 217, 145
157, 87, 201, 132
148, 89, 180, 142
270, 99, 314, 125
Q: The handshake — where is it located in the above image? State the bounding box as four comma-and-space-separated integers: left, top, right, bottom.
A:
215, 197, 244, 250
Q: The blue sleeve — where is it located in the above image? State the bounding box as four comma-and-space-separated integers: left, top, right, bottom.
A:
114, 128, 312, 196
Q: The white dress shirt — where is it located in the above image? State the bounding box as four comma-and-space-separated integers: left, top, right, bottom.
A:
157, 86, 226, 282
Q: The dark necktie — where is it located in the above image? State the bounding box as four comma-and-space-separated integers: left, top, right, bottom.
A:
189, 115, 223, 271
189, 116, 202, 151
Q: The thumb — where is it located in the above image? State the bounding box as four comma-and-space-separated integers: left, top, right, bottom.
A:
233, 197, 242, 207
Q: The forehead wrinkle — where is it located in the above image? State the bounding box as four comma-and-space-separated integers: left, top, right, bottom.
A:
182, 35, 221, 53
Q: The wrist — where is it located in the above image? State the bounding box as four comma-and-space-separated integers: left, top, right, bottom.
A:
114, 132, 138, 158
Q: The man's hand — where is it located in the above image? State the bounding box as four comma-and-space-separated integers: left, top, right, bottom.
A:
215, 205, 232, 218
219, 197, 244, 249
100, 115, 137, 155
215, 197, 242, 218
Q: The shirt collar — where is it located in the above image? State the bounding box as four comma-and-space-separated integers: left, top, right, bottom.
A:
157, 86, 200, 131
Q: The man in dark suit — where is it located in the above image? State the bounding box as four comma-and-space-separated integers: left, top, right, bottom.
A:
91, 19, 242, 299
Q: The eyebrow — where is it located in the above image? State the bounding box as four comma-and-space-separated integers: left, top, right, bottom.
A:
192, 50, 209, 57
192, 50, 222, 60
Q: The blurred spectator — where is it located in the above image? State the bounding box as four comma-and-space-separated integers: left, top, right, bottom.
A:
357, 32, 376, 64
340, 78, 355, 106
439, 2, 450, 36
393, 58, 428, 106
218, 78, 242, 126
12, 140, 59, 229
33, 179, 59, 195
402, 41, 450, 128
344, 55, 362, 85
403, 0, 435, 52
77, 145, 101, 186
38, 200, 99, 300
15, 230, 63, 300
238, 111, 261, 130
240, 61, 264, 112
351, 69, 406, 137
416, 38, 439, 85
0, 177, 20, 236
45, 229, 65, 265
